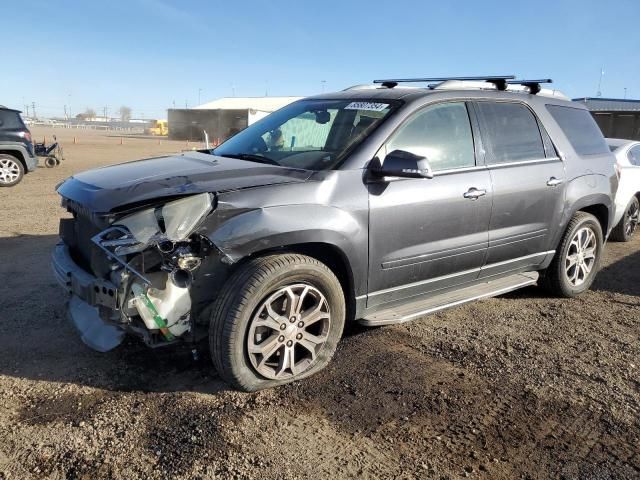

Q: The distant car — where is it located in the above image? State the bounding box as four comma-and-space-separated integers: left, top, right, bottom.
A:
0, 106, 38, 186
607, 138, 640, 241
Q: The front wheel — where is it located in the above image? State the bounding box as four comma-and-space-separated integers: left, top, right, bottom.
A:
610, 196, 639, 242
540, 212, 603, 297
209, 254, 345, 391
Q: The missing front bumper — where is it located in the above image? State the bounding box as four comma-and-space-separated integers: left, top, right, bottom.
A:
67, 295, 124, 352
52, 242, 119, 309
52, 242, 124, 351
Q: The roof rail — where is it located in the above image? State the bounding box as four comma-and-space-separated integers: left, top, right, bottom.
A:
506, 79, 553, 95
373, 76, 516, 90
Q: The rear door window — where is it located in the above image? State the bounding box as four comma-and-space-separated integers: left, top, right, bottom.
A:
475, 102, 545, 163
546, 105, 609, 155
629, 145, 640, 166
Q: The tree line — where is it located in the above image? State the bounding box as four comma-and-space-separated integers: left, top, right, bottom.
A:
75, 106, 132, 122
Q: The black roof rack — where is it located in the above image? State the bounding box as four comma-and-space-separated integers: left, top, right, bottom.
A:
506, 79, 553, 95
373, 75, 516, 90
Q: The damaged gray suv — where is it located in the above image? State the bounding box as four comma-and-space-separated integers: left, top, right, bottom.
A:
53, 76, 617, 391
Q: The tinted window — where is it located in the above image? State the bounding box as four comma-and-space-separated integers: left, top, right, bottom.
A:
546, 105, 609, 155
386, 102, 475, 171
476, 102, 545, 163
0, 110, 25, 129
629, 145, 640, 166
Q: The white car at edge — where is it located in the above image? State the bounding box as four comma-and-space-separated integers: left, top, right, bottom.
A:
607, 138, 640, 241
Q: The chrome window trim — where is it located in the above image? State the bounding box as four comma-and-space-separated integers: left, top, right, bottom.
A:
486, 157, 560, 169
432, 165, 487, 176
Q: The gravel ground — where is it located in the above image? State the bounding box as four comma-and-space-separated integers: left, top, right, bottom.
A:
0, 128, 638, 479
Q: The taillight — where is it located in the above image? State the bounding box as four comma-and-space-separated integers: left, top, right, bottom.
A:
23, 131, 32, 143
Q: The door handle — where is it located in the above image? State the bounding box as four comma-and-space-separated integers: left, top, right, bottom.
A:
547, 177, 564, 187
463, 188, 487, 200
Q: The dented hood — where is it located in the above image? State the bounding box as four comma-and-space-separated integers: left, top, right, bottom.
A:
57, 151, 313, 212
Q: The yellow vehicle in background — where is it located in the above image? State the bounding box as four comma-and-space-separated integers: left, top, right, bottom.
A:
145, 120, 168, 136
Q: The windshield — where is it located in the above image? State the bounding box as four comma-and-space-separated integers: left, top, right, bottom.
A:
212, 99, 397, 170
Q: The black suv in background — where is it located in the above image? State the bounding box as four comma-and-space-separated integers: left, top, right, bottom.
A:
0, 106, 37, 186
53, 76, 618, 391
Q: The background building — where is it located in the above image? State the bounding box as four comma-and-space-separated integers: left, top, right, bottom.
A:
168, 96, 301, 142
574, 97, 640, 140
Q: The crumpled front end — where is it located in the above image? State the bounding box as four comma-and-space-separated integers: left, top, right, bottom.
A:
52, 192, 218, 352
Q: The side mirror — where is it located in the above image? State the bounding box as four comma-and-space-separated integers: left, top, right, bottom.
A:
375, 149, 434, 179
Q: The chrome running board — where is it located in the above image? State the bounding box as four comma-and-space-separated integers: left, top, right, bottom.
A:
360, 272, 539, 326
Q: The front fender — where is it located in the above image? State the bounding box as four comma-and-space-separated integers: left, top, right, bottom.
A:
206, 204, 368, 295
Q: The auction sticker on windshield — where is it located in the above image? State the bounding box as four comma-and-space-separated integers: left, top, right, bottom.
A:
345, 102, 389, 112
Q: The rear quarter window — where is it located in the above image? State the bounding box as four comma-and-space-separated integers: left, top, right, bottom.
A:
629, 145, 640, 166
546, 105, 609, 156
0, 110, 25, 129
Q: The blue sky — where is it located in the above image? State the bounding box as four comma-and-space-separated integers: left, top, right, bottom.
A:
3, 0, 639, 119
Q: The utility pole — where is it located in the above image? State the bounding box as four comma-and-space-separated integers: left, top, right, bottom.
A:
103, 106, 109, 121
321, 80, 326, 93
32, 102, 37, 120
596, 67, 604, 97
25, 105, 29, 117
624, 87, 628, 99
64, 105, 67, 119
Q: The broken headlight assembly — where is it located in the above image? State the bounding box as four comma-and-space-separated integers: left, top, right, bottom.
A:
91, 193, 214, 342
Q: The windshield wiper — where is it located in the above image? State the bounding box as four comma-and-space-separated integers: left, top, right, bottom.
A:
218, 153, 280, 166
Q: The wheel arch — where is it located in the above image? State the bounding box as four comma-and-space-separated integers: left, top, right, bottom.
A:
243, 242, 357, 322
0, 148, 27, 171
578, 203, 609, 238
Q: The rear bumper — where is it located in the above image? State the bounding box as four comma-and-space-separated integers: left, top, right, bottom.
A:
25, 152, 37, 172
52, 241, 124, 351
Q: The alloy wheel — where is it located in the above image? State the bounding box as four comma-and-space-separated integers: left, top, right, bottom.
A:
0, 158, 21, 185
247, 284, 331, 380
624, 201, 639, 238
565, 227, 597, 287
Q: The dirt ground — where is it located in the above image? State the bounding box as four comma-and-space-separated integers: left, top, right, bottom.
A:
0, 127, 638, 479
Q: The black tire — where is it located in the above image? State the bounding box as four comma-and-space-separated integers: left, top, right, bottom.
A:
0, 154, 25, 187
540, 212, 603, 297
610, 196, 639, 242
209, 254, 345, 392
45, 156, 57, 168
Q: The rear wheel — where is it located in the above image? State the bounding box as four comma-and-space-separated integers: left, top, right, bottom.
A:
610, 196, 639, 242
540, 212, 603, 297
209, 254, 345, 391
0, 154, 24, 187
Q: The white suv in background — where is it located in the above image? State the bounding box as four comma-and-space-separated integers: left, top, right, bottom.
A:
608, 138, 640, 241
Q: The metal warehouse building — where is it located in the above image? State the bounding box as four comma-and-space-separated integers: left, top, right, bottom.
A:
168, 96, 302, 142
574, 97, 640, 141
